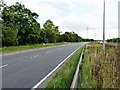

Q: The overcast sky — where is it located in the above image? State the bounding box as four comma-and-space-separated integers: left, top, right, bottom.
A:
4, 0, 119, 40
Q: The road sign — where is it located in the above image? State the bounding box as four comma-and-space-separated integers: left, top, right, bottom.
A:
44, 38, 49, 43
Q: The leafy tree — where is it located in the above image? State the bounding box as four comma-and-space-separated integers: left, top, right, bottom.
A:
62, 32, 71, 42
38, 28, 46, 43
61, 32, 83, 42
43, 19, 60, 43
2, 4, 19, 46
107, 38, 120, 43
2, 2, 84, 46
2, 23, 19, 46
2, 2, 40, 45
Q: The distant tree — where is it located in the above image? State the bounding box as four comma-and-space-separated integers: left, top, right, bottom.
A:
38, 28, 46, 43
107, 38, 120, 43
61, 32, 83, 42
62, 32, 70, 42
43, 19, 60, 43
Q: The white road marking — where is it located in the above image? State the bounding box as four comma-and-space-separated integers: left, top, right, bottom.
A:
46, 51, 52, 54
30, 55, 39, 59
0, 64, 8, 69
30, 57, 33, 59
31, 46, 80, 90
33, 55, 39, 58
46, 52, 49, 54
30, 51, 53, 59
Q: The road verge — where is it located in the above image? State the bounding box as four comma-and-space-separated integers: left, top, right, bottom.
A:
1, 42, 72, 54
70, 48, 84, 88
32, 46, 83, 89
78, 43, 119, 88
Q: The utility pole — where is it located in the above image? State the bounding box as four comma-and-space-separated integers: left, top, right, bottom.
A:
0, 0, 4, 19
0, 0, 4, 8
94, 32, 96, 40
86, 27, 88, 39
103, 0, 105, 50
118, 1, 120, 44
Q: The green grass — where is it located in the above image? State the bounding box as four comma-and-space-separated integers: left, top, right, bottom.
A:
78, 48, 92, 88
78, 43, 119, 89
1, 42, 72, 54
45, 47, 83, 89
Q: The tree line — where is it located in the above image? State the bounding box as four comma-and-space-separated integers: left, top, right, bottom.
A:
1, 2, 92, 46
107, 38, 120, 43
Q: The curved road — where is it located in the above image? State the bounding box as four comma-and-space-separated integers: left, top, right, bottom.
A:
2, 43, 86, 88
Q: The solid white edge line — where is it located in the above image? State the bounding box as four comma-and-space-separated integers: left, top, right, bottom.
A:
31, 46, 80, 90
0, 64, 8, 69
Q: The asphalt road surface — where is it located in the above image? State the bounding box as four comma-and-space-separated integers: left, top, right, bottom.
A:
2, 43, 86, 88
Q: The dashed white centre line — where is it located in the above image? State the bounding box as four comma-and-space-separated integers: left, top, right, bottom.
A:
33, 55, 39, 58
30, 55, 39, 59
30, 51, 52, 59
0, 64, 8, 69
30, 57, 33, 59
31, 46, 80, 89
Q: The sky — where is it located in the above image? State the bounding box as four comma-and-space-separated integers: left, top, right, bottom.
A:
4, 0, 119, 40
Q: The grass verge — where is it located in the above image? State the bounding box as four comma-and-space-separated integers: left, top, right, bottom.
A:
1, 42, 72, 54
45, 47, 83, 89
78, 43, 119, 89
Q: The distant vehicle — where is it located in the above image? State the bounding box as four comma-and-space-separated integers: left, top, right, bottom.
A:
99, 41, 106, 44
99, 41, 103, 44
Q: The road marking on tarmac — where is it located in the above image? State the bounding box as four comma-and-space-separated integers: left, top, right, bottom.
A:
30, 55, 39, 59
0, 64, 8, 69
31, 46, 80, 90
30, 51, 53, 59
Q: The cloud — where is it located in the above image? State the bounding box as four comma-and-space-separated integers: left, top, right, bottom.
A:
4, 0, 119, 39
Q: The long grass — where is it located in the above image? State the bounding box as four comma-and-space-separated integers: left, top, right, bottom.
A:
78, 47, 92, 88
78, 43, 119, 89
1, 42, 71, 53
45, 47, 83, 89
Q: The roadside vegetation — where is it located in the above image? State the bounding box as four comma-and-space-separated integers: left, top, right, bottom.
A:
0, 2, 94, 54
0, 1, 95, 54
1, 42, 73, 53
78, 43, 119, 89
107, 38, 120, 43
1, 2, 94, 47
45, 47, 83, 89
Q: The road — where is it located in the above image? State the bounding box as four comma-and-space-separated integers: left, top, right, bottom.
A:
2, 43, 86, 88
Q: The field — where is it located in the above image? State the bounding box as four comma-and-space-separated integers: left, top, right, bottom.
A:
78, 43, 119, 89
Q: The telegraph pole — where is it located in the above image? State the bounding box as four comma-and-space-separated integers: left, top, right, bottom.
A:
0, 0, 4, 8
0, 0, 4, 19
103, 0, 105, 50
86, 27, 88, 39
118, 1, 120, 44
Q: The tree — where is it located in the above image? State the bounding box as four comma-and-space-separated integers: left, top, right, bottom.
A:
2, 4, 19, 46
43, 19, 60, 43
2, 2, 40, 46
2, 2, 84, 46
61, 32, 83, 42
38, 28, 46, 43
107, 38, 120, 43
